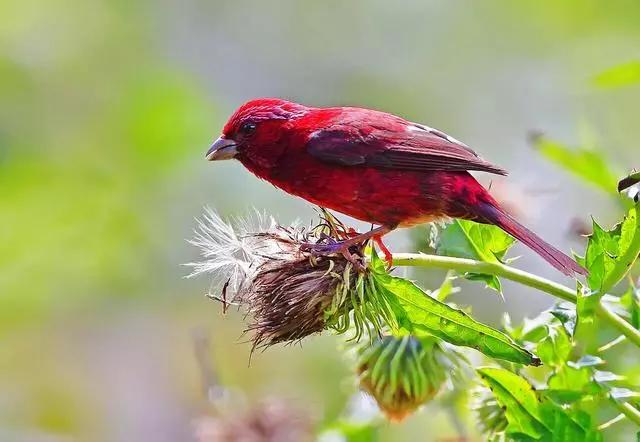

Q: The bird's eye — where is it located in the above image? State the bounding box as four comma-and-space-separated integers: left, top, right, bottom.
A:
239, 121, 257, 136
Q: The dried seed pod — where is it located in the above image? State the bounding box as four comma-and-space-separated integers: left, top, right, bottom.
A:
241, 246, 356, 347
189, 208, 395, 349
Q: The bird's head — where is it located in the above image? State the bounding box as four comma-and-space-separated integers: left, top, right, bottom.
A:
206, 98, 309, 168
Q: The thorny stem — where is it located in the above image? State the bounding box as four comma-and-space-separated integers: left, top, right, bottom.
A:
391, 253, 640, 349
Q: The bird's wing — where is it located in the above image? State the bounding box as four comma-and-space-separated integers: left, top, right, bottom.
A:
306, 122, 507, 176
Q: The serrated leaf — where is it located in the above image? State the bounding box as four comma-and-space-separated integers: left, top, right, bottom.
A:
502, 312, 551, 345
436, 219, 515, 293
539, 402, 602, 442
478, 368, 602, 441
537, 325, 571, 367
594, 61, 640, 89
477, 367, 547, 438
371, 265, 538, 365
580, 205, 640, 294
532, 135, 618, 194
575, 206, 640, 351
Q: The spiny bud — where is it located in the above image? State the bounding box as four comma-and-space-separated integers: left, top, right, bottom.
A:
472, 385, 508, 438
356, 335, 464, 421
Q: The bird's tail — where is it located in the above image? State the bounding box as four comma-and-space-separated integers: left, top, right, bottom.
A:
473, 202, 587, 277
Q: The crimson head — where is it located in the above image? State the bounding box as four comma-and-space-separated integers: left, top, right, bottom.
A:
206, 98, 309, 166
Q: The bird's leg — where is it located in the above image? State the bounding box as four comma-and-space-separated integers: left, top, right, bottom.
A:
373, 235, 394, 269
345, 227, 360, 238
301, 225, 392, 271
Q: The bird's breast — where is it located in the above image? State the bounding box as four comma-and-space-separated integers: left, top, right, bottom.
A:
250, 156, 451, 227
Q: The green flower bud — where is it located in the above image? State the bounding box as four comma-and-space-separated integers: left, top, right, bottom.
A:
472, 385, 508, 439
356, 335, 464, 421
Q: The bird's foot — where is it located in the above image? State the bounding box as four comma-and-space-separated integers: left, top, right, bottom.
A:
300, 225, 393, 273
300, 237, 366, 272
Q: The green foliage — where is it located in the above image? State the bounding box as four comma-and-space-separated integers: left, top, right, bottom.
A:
537, 324, 571, 367
573, 205, 640, 351
579, 205, 640, 293
370, 252, 538, 365
436, 219, 516, 293
477, 367, 548, 439
531, 135, 619, 195
477, 367, 602, 441
437, 154, 640, 439
594, 61, 640, 89
358, 166, 640, 436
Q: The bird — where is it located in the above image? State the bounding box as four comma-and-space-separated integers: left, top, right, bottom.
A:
206, 98, 586, 277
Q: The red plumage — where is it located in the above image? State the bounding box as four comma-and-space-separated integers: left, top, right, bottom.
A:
207, 98, 586, 277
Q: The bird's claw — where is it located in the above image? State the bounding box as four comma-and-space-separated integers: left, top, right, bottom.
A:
300, 240, 366, 272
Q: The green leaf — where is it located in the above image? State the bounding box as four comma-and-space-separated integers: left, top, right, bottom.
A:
477, 367, 547, 439
547, 365, 595, 398
503, 312, 552, 345
575, 283, 600, 352
478, 368, 603, 441
432, 272, 459, 302
372, 268, 539, 365
580, 205, 640, 294
593, 61, 640, 89
537, 325, 571, 368
532, 135, 618, 194
539, 402, 602, 442
436, 219, 515, 293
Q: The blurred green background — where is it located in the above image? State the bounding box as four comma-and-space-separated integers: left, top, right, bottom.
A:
2, 1, 640, 440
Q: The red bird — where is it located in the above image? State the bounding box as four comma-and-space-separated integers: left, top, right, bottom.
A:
206, 98, 586, 277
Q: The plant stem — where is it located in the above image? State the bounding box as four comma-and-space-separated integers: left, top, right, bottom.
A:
598, 413, 625, 431
393, 253, 577, 302
595, 303, 640, 348
611, 399, 640, 427
392, 253, 640, 348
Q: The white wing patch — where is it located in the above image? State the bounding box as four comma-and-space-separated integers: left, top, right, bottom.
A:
408, 123, 470, 150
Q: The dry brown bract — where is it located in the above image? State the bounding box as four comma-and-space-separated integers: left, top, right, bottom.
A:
188, 209, 373, 349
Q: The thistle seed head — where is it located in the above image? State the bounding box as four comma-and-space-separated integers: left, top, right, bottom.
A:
188, 208, 392, 349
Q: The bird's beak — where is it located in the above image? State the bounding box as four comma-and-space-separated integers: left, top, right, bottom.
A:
206, 137, 238, 161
